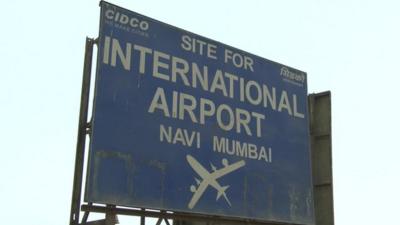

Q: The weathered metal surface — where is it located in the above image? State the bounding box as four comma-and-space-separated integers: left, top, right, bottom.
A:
84, 1, 314, 224
308, 92, 334, 225
70, 37, 95, 225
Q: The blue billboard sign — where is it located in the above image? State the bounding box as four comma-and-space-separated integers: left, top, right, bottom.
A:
85, 2, 314, 224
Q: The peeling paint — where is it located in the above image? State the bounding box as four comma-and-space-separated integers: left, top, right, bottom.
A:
289, 185, 300, 221
148, 159, 167, 172
148, 159, 167, 206
306, 189, 313, 217
91, 150, 134, 199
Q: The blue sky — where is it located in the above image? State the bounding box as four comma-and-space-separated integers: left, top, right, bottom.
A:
1, 0, 399, 224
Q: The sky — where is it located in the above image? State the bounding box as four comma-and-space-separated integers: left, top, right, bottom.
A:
1, 0, 399, 225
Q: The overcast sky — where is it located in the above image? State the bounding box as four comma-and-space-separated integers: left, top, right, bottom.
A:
1, 0, 399, 225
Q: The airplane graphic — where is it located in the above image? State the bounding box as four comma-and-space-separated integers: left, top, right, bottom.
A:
186, 154, 246, 209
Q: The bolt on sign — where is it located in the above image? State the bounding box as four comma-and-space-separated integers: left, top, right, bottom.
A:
85, 1, 315, 224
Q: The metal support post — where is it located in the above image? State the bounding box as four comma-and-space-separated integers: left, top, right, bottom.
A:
141, 208, 146, 225
69, 37, 95, 225
308, 91, 335, 225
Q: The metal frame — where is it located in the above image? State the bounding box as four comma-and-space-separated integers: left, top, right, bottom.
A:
80, 204, 289, 225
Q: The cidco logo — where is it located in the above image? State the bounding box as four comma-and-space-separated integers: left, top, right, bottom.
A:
105, 9, 149, 31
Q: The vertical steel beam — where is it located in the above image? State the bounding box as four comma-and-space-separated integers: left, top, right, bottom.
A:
141, 209, 146, 225
70, 37, 95, 225
308, 91, 335, 225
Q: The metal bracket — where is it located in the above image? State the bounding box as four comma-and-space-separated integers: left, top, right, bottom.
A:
85, 121, 92, 135
80, 206, 175, 225
155, 211, 171, 225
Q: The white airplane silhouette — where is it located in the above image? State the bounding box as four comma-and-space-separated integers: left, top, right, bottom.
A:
186, 154, 245, 209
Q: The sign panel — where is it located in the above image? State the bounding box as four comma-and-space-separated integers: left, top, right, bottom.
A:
85, 2, 314, 224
